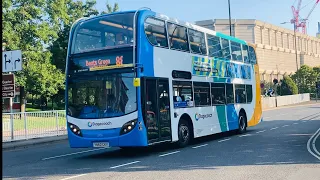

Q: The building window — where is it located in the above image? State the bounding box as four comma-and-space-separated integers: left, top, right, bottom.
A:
231, 41, 243, 62
167, 23, 189, 52
207, 34, 223, 58
173, 81, 193, 108
188, 29, 207, 55
211, 83, 225, 104
144, 18, 168, 48
235, 84, 246, 103
193, 82, 211, 107
221, 38, 231, 59
226, 84, 234, 104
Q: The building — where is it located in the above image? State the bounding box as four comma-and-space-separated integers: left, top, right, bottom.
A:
195, 19, 320, 83
317, 22, 320, 38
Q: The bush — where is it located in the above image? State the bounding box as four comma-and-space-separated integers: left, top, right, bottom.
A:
279, 75, 298, 95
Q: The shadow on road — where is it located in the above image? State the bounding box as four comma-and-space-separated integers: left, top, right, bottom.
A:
3, 118, 320, 179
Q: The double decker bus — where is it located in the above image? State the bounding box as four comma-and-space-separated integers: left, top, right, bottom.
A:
65, 9, 262, 149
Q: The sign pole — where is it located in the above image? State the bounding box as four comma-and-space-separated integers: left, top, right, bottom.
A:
9, 71, 14, 140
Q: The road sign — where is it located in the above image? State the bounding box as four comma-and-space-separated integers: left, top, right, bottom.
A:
2, 50, 22, 72
2, 74, 15, 98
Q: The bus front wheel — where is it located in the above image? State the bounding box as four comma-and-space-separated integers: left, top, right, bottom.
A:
238, 112, 247, 134
177, 119, 191, 148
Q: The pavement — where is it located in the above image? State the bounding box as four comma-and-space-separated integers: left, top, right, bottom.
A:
3, 102, 320, 180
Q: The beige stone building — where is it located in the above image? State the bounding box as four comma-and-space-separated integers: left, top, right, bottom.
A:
195, 19, 320, 82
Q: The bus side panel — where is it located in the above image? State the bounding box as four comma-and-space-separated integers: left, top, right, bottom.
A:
226, 105, 239, 131
248, 64, 262, 126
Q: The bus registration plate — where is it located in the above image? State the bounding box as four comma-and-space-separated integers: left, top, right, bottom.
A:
93, 142, 109, 148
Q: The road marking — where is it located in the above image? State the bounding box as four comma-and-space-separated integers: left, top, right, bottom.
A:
239, 134, 251, 137
282, 125, 290, 127
42, 148, 107, 160
307, 127, 320, 160
159, 151, 180, 157
110, 161, 141, 169
256, 130, 266, 134
293, 123, 299, 125
270, 127, 279, 130
302, 121, 307, 123
60, 174, 87, 180
192, 144, 208, 149
218, 138, 231, 142
312, 129, 320, 157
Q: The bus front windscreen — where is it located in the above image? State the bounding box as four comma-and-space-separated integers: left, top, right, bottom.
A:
71, 12, 134, 54
67, 73, 137, 119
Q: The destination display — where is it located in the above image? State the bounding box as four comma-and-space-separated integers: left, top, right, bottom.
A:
69, 49, 133, 74
192, 56, 251, 79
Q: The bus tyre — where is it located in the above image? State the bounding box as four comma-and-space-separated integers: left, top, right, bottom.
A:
238, 112, 247, 134
177, 120, 191, 148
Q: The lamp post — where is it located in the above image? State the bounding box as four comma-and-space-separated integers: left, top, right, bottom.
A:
228, 0, 232, 36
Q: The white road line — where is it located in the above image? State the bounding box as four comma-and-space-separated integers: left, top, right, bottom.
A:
307, 128, 320, 160
218, 138, 231, 142
110, 161, 141, 169
293, 123, 299, 125
239, 134, 251, 137
282, 125, 290, 127
42, 148, 107, 160
312, 129, 320, 157
192, 144, 208, 149
60, 174, 87, 180
256, 130, 266, 134
159, 151, 180, 157
270, 127, 279, 130
302, 121, 307, 123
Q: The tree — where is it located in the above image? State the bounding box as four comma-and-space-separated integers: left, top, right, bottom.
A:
2, 0, 64, 110
291, 65, 318, 94
279, 75, 298, 95
101, 2, 119, 14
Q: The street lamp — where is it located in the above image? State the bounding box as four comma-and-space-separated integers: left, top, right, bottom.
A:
228, 0, 232, 36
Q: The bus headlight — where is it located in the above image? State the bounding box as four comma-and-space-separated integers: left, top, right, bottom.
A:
120, 119, 138, 135
68, 122, 82, 137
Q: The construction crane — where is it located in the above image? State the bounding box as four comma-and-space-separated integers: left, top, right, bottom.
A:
291, 0, 319, 34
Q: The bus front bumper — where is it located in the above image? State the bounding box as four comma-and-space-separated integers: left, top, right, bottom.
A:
67, 125, 148, 148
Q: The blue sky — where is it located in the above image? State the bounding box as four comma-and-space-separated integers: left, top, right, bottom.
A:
94, 0, 319, 37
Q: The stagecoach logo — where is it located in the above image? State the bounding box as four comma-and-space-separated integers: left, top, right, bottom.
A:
88, 122, 93, 127
195, 113, 213, 121
87, 121, 112, 127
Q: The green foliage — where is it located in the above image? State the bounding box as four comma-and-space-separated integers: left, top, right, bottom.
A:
3, 0, 115, 105
101, 2, 119, 14
291, 65, 318, 94
279, 75, 298, 95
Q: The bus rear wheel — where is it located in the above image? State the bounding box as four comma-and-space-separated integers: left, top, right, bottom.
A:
238, 112, 247, 134
177, 120, 191, 148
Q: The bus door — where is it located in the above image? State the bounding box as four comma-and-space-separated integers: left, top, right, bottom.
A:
142, 78, 172, 144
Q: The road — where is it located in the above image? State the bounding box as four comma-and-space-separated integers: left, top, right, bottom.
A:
3, 103, 320, 180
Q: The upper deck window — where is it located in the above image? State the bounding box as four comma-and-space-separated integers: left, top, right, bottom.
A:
207, 34, 223, 58
167, 23, 189, 52
144, 18, 168, 48
248, 46, 257, 64
188, 29, 207, 55
221, 38, 231, 59
231, 41, 243, 62
71, 13, 134, 54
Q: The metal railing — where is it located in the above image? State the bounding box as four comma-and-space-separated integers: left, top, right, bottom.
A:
2, 110, 67, 142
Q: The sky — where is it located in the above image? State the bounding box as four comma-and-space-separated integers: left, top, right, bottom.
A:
94, 0, 320, 37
